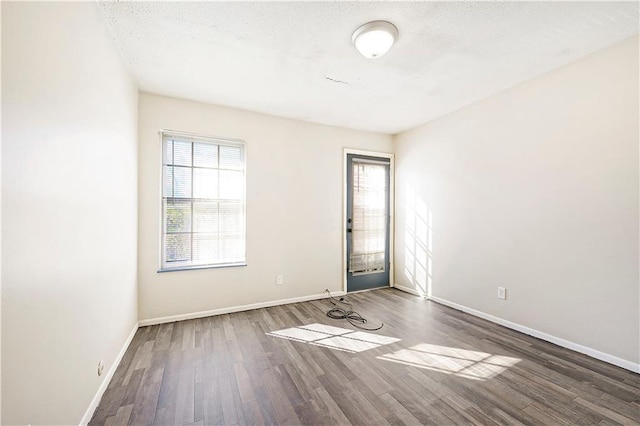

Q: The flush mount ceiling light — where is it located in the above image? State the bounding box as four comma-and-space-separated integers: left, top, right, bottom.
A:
352, 20, 398, 59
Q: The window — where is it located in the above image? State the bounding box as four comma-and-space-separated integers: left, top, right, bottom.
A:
160, 132, 245, 271
349, 159, 388, 274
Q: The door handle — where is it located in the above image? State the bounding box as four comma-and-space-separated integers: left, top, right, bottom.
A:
347, 218, 352, 233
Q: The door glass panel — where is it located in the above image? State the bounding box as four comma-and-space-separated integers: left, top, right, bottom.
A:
349, 161, 388, 274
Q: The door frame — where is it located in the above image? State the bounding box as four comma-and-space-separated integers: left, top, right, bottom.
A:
342, 148, 395, 293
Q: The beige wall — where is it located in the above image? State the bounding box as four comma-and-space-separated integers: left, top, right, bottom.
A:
394, 36, 639, 365
1, 3, 138, 424
1, 2, 3, 420
138, 94, 393, 321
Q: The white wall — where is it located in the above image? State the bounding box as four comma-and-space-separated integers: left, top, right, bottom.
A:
138, 93, 392, 321
394, 36, 639, 366
2, 3, 138, 424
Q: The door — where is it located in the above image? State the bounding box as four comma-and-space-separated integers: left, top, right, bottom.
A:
346, 154, 391, 292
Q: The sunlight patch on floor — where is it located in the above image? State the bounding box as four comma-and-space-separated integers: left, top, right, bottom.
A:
267, 323, 401, 353
377, 343, 520, 380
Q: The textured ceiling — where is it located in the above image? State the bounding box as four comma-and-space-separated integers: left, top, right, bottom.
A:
99, 2, 639, 134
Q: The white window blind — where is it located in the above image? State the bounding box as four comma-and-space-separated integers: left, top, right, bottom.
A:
161, 133, 245, 270
349, 160, 388, 274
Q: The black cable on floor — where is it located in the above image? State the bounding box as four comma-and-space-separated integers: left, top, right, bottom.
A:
324, 290, 384, 331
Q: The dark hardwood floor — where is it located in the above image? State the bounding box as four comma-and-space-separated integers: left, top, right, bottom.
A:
89, 288, 640, 425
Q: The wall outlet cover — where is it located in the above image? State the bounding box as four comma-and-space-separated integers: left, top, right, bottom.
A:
498, 287, 507, 300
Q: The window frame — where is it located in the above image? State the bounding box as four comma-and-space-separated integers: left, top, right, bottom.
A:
157, 129, 247, 273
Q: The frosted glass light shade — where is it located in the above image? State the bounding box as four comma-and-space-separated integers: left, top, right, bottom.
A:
352, 21, 398, 59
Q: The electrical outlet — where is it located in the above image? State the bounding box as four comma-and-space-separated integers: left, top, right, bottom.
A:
276, 275, 283, 285
497, 287, 506, 300
97, 360, 105, 377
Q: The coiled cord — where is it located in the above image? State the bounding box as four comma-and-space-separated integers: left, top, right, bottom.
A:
325, 290, 384, 331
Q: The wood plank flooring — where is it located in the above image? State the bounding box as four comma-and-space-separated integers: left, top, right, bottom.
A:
89, 289, 640, 425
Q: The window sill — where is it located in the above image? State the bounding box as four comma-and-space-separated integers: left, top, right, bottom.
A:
157, 262, 247, 273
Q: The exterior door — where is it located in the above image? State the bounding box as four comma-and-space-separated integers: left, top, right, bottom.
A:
346, 154, 391, 292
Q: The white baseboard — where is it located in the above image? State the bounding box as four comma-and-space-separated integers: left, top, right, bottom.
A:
139, 291, 347, 327
392, 283, 427, 297
79, 322, 139, 426
430, 296, 640, 374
